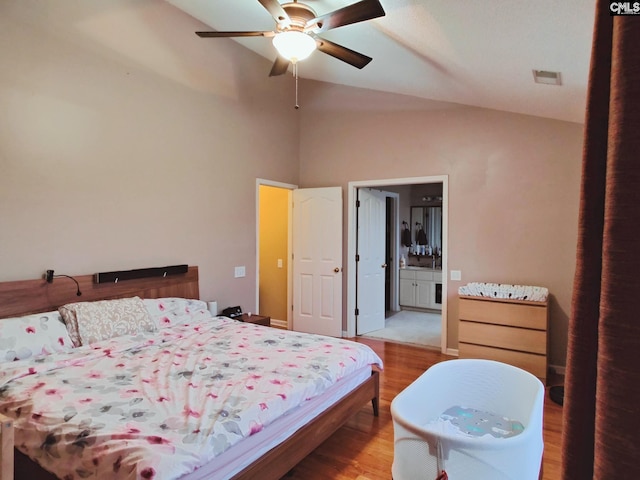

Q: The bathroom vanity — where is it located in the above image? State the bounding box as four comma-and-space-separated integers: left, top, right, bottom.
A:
399, 267, 443, 311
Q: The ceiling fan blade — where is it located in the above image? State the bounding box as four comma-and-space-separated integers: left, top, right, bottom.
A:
196, 31, 274, 38
308, 0, 385, 34
257, 0, 291, 28
269, 56, 291, 77
316, 37, 372, 69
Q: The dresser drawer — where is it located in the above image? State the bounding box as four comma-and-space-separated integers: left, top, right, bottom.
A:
459, 320, 547, 355
459, 343, 547, 380
459, 297, 547, 330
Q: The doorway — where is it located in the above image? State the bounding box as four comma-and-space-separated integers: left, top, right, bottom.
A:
256, 179, 296, 330
257, 175, 449, 353
256, 180, 343, 336
347, 176, 449, 353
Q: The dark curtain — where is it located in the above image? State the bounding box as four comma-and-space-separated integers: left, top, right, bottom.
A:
562, 1, 640, 478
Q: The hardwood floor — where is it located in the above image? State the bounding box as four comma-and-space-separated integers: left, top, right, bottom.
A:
285, 338, 563, 480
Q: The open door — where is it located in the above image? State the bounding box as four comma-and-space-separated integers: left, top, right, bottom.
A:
356, 188, 386, 335
292, 187, 342, 336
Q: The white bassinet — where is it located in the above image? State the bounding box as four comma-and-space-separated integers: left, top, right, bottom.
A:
390, 359, 544, 480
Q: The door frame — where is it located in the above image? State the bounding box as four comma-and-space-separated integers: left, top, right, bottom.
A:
347, 175, 449, 353
256, 178, 297, 330
385, 191, 400, 313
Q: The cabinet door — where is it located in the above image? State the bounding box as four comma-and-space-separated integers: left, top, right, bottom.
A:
400, 278, 416, 306
415, 280, 432, 309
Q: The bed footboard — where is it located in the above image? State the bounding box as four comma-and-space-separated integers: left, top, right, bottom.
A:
0, 414, 14, 480
232, 369, 381, 480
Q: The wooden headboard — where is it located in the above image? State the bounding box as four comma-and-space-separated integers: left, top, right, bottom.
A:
0, 266, 199, 319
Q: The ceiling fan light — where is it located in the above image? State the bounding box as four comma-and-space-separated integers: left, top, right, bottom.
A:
272, 31, 317, 62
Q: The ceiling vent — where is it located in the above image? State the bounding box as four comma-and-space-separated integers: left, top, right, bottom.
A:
533, 70, 562, 85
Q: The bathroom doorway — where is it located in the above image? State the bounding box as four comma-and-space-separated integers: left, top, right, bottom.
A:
347, 176, 448, 352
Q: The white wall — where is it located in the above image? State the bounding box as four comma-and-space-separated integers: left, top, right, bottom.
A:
0, 0, 300, 313
0, 1, 584, 368
298, 81, 583, 367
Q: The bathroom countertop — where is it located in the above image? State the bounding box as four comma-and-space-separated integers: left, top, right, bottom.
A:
402, 266, 442, 271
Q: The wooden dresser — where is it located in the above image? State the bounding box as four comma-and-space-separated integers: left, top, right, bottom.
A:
458, 295, 549, 384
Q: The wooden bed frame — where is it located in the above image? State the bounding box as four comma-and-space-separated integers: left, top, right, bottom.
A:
0, 266, 380, 480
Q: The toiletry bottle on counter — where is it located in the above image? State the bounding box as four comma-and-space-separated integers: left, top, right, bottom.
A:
400, 255, 406, 269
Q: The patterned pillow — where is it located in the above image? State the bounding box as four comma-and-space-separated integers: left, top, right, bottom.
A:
59, 297, 156, 346
143, 298, 210, 328
0, 311, 74, 362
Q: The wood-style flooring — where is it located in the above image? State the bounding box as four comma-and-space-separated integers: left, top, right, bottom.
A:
285, 338, 563, 480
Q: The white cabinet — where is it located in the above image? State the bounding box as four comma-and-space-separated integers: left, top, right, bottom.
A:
415, 278, 433, 309
399, 269, 442, 310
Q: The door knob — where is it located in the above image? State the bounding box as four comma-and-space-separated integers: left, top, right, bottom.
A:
334, 267, 340, 273
381, 263, 388, 268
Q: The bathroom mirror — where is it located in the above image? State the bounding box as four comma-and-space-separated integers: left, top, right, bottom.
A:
410, 206, 442, 252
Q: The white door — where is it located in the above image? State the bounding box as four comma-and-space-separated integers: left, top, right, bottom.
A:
292, 187, 342, 336
356, 188, 386, 335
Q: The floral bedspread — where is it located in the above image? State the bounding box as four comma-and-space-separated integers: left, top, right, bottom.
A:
0, 317, 383, 480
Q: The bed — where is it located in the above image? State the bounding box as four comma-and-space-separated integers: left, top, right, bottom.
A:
0, 266, 382, 479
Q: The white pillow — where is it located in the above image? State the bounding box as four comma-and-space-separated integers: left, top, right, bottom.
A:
59, 297, 156, 346
143, 298, 210, 328
0, 311, 74, 362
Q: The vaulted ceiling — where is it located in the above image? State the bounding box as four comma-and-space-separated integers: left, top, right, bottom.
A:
167, 0, 596, 123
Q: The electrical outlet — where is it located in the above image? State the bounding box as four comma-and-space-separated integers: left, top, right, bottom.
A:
450, 270, 462, 281
234, 266, 246, 278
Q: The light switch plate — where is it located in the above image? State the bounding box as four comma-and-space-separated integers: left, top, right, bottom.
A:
450, 270, 462, 281
277, 259, 283, 268
234, 266, 246, 278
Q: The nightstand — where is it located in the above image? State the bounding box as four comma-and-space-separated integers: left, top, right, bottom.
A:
237, 313, 270, 327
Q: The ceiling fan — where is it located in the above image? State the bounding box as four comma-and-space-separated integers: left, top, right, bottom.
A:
195, 0, 386, 77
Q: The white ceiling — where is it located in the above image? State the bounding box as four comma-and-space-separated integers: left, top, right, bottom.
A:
166, 0, 596, 123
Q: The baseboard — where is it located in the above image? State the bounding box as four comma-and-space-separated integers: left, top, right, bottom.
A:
270, 319, 287, 329
446, 348, 459, 356
550, 364, 566, 375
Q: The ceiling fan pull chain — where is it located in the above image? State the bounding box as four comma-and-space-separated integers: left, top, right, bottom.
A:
294, 61, 300, 109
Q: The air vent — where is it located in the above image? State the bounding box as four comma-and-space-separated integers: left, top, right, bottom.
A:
532, 70, 562, 86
